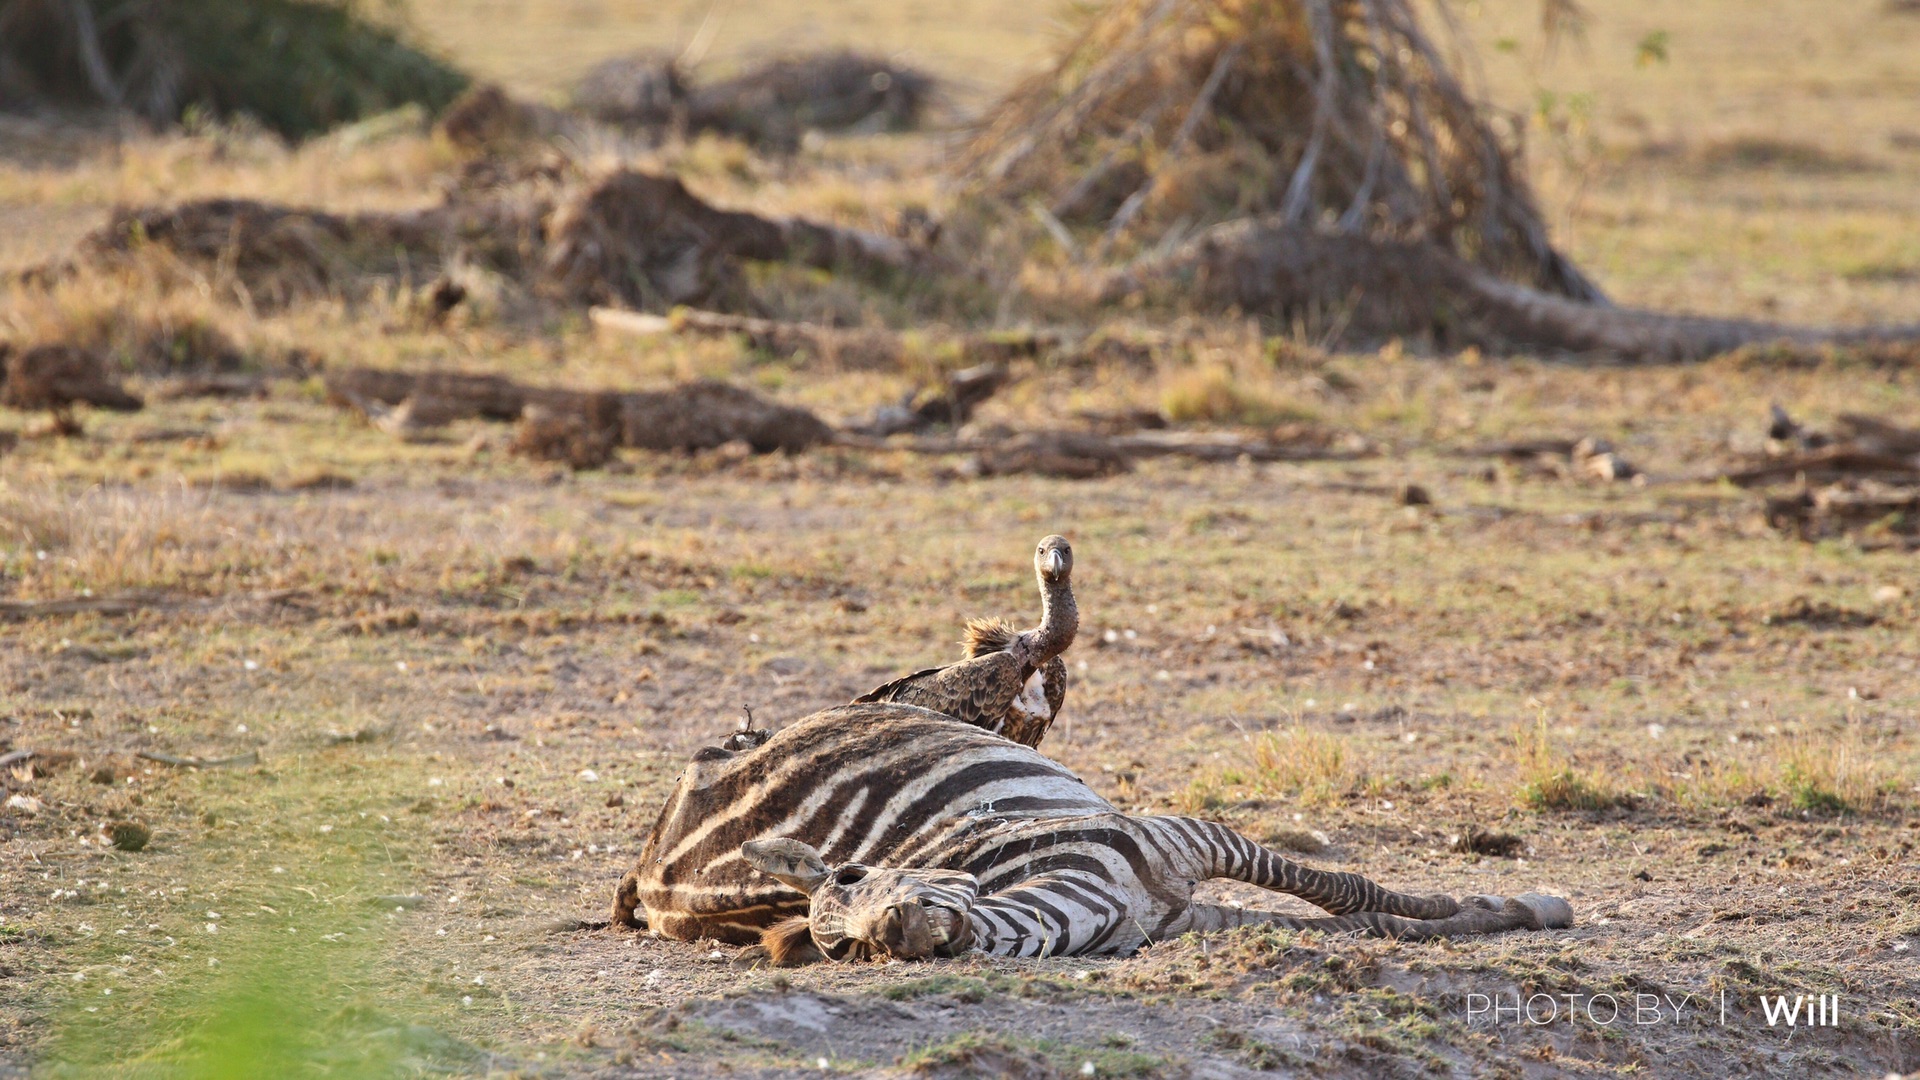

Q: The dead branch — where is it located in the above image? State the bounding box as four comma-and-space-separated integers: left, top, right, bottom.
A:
838, 425, 1366, 474
135, 751, 259, 769
1107, 219, 1920, 361
590, 305, 1071, 370
0, 593, 170, 619
590, 306, 902, 369
326, 367, 834, 457
1723, 448, 1920, 488
846, 363, 1014, 437
0, 589, 301, 621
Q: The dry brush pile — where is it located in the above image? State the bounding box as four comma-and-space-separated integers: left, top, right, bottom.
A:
962, 0, 1597, 297
960, 0, 1920, 361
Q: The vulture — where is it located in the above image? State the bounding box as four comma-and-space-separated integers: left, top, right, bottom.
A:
856, 534, 1077, 748
0, 343, 143, 432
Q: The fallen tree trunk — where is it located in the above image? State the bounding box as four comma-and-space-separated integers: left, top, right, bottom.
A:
589, 306, 904, 369
1106, 220, 1920, 362
1765, 482, 1920, 545
589, 305, 1071, 370
324, 367, 834, 457
836, 425, 1366, 477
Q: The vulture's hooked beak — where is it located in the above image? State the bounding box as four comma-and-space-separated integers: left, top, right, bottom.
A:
1046, 549, 1067, 578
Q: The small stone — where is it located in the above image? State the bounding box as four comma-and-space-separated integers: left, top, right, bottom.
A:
5, 794, 44, 816
1398, 483, 1432, 506
605, 793, 625, 808
108, 822, 152, 852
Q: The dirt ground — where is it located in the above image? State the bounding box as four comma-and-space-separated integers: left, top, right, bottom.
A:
3, 1, 1920, 1077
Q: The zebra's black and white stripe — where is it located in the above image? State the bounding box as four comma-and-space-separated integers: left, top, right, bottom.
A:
613, 703, 1571, 958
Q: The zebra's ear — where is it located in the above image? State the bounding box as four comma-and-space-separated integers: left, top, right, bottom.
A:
741, 838, 830, 893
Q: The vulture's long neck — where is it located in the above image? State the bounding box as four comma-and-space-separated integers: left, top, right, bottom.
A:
1030, 570, 1077, 663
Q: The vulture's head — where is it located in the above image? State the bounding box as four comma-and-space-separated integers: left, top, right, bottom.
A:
1034, 534, 1073, 584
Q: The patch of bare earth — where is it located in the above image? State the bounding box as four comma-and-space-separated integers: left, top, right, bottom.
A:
2, 425, 1916, 1075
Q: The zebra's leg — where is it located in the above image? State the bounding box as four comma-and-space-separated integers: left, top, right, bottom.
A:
611, 868, 647, 929
1184, 893, 1572, 940
1167, 817, 1459, 919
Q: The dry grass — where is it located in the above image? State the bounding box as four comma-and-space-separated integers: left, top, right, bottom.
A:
1158, 367, 1313, 428
0, 479, 222, 597
1510, 717, 1623, 812
1, 2, 1918, 1077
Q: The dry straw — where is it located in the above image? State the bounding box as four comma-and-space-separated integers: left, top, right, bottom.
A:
960, 0, 1603, 299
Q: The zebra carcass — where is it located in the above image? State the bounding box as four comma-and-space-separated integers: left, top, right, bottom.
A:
612, 703, 1571, 963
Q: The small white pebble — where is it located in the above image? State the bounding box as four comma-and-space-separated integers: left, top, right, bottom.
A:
816, 1057, 829, 1071
437, 928, 448, 936
577, 769, 599, 782
708, 950, 724, 960
396, 661, 409, 672
319, 825, 333, 834
472, 975, 485, 985
272, 866, 286, 874
462, 995, 473, 1006
1081, 1063, 1096, 1077
1647, 723, 1666, 739
482, 935, 495, 943
1894, 941, 1911, 953
1154, 670, 1171, 682
243, 661, 258, 672
428, 778, 444, 787
1123, 629, 1137, 640
1102, 629, 1118, 644
207, 959, 219, 967
748, 633, 762, 643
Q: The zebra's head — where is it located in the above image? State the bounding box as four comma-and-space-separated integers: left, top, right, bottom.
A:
741, 838, 977, 964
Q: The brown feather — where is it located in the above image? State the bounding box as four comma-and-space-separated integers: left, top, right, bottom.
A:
962, 616, 1018, 658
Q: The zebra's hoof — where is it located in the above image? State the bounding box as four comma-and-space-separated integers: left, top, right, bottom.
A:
1511, 893, 1573, 930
